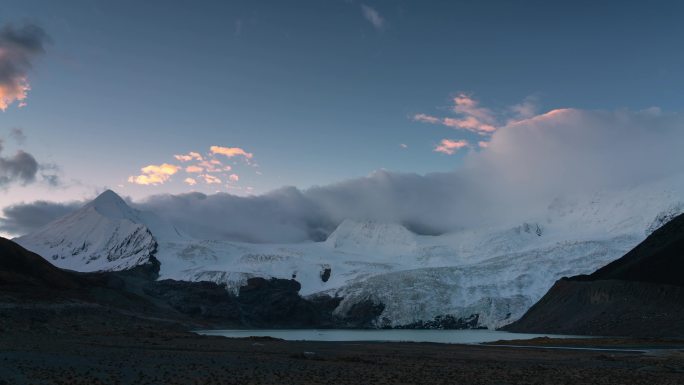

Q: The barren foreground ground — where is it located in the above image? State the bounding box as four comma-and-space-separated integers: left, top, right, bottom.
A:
1, 309, 684, 385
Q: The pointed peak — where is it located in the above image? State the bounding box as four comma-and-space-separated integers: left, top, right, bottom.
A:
87, 190, 137, 220
92, 189, 125, 204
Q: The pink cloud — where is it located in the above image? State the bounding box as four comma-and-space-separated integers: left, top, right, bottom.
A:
174, 152, 203, 162
210, 145, 253, 160
197, 160, 222, 173
442, 117, 497, 134
185, 165, 203, 173
434, 139, 469, 155
128, 163, 180, 185
201, 174, 222, 184
184, 177, 197, 186
0, 78, 30, 111
453, 94, 493, 120
413, 93, 500, 135
228, 174, 239, 182
478, 141, 490, 148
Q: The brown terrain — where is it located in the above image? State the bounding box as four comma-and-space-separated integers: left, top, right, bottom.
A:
2, 230, 684, 384
1, 310, 684, 385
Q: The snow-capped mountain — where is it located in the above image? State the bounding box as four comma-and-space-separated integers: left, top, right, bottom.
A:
14, 176, 684, 329
324, 219, 418, 256
15, 190, 158, 272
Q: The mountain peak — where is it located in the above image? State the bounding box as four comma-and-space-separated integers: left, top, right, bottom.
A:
92, 189, 124, 204
325, 219, 417, 255
86, 190, 136, 220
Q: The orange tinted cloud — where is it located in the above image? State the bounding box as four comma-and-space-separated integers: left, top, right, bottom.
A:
0, 79, 29, 111
228, 173, 239, 182
184, 177, 197, 186
128, 163, 180, 185
197, 160, 222, 173
185, 165, 203, 173
434, 139, 469, 155
210, 145, 253, 160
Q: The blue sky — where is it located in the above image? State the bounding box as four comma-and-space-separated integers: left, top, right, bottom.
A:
1, 0, 684, 207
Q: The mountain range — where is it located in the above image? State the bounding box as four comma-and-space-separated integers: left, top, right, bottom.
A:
13, 176, 684, 329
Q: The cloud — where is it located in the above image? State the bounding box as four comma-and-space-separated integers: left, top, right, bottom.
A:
0, 129, 59, 188
414, 93, 537, 136
0, 200, 81, 235
197, 159, 223, 173
38, 163, 60, 186
9, 127, 26, 143
0, 149, 38, 187
174, 152, 203, 162
129, 145, 251, 189
477, 141, 489, 148
0, 23, 50, 110
201, 174, 221, 184
509, 95, 539, 121
10, 107, 684, 243
444, 93, 498, 134
185, 165, 203, 173
413, 113, 440, 124
138, 107, 684, 242
434, 139, 469, 155
210, 145, 253, 160
400, 143, 408, 149
128, 163, 180, 186
361, 5, 385, 30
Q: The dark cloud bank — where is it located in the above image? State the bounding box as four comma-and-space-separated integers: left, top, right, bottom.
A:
3, 108, 684, 241
0, 22, 49, 109
0, 23, 57, 192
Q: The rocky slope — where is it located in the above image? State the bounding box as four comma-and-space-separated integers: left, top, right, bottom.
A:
504, 213, 684, 337
0, 237, 379, 328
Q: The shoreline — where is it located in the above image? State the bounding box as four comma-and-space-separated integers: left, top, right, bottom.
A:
3, 322, 684, 385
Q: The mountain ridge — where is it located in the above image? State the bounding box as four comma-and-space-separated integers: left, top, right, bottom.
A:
13, 180, 684, 329
504, 213, 684, 337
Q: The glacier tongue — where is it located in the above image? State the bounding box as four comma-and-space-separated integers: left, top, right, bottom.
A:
15, 190, 158, 272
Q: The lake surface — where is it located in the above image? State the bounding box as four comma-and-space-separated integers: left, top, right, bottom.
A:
196, 329, 585, 344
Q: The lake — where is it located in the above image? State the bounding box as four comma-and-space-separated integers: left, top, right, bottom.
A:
196, 329, 585, 344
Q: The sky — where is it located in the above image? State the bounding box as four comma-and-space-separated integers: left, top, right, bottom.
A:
1, 0, 684, 239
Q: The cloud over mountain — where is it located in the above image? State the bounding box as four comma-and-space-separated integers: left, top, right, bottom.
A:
4, 107, 684, 241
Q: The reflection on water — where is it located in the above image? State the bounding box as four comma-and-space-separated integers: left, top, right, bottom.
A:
196, 329, 585, 344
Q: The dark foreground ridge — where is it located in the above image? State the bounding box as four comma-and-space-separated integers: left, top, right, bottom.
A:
505, 213, 684, 337
2, 239, 684, 384
0, 237, 383, 329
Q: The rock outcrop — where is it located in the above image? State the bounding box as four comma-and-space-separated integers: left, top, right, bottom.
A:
504, 213, 684, 337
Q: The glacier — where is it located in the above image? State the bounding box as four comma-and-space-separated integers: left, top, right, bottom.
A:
13, 176, 684, 328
